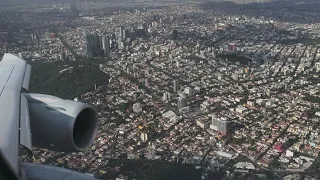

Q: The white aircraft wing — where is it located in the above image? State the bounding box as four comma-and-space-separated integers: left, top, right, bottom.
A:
0, 53, 31, 179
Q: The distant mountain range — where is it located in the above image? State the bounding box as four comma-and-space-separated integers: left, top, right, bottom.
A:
0, 0, 74, 5
0, 0, 307, 7
0, 0, 279, 5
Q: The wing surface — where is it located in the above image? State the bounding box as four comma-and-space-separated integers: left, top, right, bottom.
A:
0, 53, 30, 178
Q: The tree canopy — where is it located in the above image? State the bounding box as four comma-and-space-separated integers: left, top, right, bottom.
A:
28, 60, 109, 99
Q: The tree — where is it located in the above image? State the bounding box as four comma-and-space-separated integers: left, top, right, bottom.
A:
269, 158, 281, 170
28, 60, 109, 99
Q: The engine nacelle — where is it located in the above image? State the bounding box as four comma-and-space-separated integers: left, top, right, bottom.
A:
24, 93, 99, 152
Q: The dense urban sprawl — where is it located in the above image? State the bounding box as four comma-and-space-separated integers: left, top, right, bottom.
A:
1, 0, 320, 179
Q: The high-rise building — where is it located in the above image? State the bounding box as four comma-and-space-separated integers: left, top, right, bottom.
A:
122, 29, 129, 39
119, 26, 124, 38
6, 30, 14, 43
172, 30, 178, 40
18, 52, 24, 59
177, 96, 186, 110
3, 42, 8, 53
142, 23, 148, 30
184, 87, 193, 97
86, 34, 94, 58
140, 132, 148, 142
136, 29, 147, 38
101, 36, 110, 57
153, 14, 160, 22
44, 32, 50, 39
122, 29, 126, 39
173, 79, 179, 92
70, 1, 79, 17
110, 39, 117, 49
118, 41, 125, 50
211, 117, 228, 135
129, 27, 135, 34
216, 119, 228, 135
93, 34, 100, 57
167, 93, 171, 99
163, 92, 168, 101
85, 33, 100, 58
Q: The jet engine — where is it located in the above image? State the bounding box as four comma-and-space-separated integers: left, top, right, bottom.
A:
24, 93, 99, 152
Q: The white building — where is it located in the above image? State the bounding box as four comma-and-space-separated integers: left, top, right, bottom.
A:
194, 86, 201, 94
234, 162, 255, 170
196, 119, 209, 129
236, 106, 248, 114
184, 87, 193, 97
140, 132, 148, 142
233, 73, 239, 81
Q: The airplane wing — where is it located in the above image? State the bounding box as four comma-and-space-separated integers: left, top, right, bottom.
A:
0, 54, 99, 180
0, 53, 31, 179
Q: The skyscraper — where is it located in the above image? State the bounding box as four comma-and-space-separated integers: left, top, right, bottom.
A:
136, 29, 147, 38
101, 36, 110, 57
6, 30, 14, 43
122, 29, 129, 39
177, 96, 186, 110
173, 79, 179, 92
142, 23, 148, 30
163, 92, 168, 101
153, 14, 160, 22
119, 26, 124, 38
93, 34, 100, 57
86, 34, 94, 58
172, 30, 178, 40
70, 1, 79, 17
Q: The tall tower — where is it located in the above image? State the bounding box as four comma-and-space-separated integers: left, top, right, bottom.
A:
70, 1, 79, 17
177, 96, 186, 110
101, 36, 110, 58
172, 30, 178, 40
214, 118, 228, 135
173, 79, 179, 92
119, 26, 124, 39
6, 30, 14, 43
93, 34, 100, 57
122, 29, 129, 39
163, 92, 168, 101
85, 34, 94, 58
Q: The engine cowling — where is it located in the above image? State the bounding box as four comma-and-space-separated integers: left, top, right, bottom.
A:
24, 93, 99, 152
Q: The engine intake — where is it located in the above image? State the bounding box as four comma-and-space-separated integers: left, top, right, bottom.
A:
24, 93, 99, 152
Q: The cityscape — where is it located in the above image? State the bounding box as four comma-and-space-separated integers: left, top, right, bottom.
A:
1, 0, 320, 179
